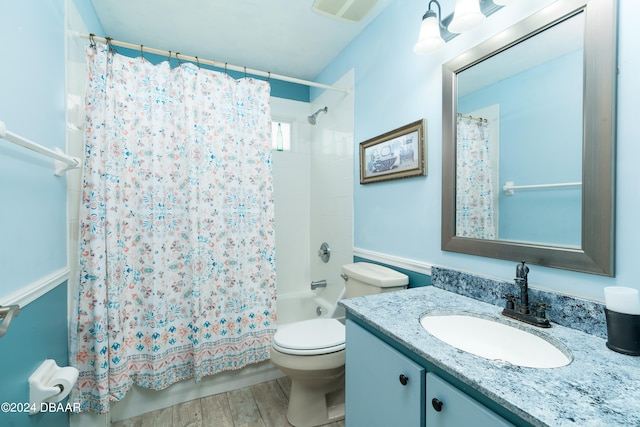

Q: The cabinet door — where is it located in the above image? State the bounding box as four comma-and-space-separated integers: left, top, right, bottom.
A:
426, 373, 513, 427
346, 320, 425, 427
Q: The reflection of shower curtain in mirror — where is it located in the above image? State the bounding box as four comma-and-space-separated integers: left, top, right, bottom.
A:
456, 117, 496, 239
70, 43, 277, 413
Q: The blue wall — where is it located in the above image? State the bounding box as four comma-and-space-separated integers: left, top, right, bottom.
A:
0, 1, 69, 426
315, 0, 639, 301
0, 0, 67, 296
0, 284, 69, 427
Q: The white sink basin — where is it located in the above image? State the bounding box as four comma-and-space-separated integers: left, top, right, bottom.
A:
420, 312, 571, 368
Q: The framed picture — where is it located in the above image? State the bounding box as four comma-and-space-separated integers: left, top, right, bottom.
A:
359, 119, 427, 184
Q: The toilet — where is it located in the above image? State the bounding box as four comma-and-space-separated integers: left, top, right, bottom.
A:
270, 262, 409, 427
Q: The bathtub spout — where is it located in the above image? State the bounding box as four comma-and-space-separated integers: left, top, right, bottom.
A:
310, 280, 327, 290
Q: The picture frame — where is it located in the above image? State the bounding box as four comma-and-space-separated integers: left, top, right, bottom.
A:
359, 119, 427, 184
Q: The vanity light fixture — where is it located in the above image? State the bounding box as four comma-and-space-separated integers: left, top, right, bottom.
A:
414, 0, 511, 55
448, 0, 486, 33
413, 0, 445, 54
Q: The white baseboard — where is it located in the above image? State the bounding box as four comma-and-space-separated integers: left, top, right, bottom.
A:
352, 248, 433, 276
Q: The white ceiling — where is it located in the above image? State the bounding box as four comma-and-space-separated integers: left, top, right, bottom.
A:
90, 0, 392, 81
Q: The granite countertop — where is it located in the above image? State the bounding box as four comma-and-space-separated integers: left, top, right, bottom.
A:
340, 286, 640, 427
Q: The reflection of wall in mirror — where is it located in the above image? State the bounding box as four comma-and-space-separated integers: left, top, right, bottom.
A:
458, 50, 583, 247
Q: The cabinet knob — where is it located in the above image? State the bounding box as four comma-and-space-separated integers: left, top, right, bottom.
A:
431, 398, 443, 412
399, 374, 409, 386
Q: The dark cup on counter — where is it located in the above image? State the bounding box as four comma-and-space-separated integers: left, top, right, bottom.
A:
604, 308, 640, 355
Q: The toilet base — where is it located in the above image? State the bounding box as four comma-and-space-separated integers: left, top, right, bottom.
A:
270, 348, 346, 427
286, 370, 345, 427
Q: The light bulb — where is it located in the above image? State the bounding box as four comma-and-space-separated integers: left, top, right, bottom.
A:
414, 11, 445, 54
448, 0, 486, 34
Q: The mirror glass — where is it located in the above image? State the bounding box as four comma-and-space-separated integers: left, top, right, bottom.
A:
441, 0, 616, 276
455, 12, 584, 247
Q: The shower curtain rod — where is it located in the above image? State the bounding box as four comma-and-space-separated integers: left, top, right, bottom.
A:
457, 113, 487, 122
78, 34, 349, 94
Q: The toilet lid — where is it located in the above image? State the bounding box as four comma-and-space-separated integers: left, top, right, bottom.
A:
273, 319, 345, 356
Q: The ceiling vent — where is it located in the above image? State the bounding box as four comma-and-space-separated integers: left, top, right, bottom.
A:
312, 0, 378, 22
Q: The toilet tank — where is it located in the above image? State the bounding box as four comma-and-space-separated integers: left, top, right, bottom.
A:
341, 262, 409, 299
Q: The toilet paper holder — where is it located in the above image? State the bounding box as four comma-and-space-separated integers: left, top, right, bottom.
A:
28, 359, 79, 415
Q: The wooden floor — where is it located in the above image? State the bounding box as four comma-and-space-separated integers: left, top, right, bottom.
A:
111, 377, 345, 427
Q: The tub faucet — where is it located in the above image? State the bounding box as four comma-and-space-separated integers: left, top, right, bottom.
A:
311, 280, 327, 290
502, 261, 551, 328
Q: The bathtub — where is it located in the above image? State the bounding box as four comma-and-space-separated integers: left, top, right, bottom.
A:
276, 292, 338, 325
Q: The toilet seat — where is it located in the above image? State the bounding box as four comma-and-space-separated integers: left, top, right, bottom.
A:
273, 318, 345, 356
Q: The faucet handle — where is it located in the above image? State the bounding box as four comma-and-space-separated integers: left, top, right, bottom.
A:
531, 302, 551, 319
502, 294, 516, 310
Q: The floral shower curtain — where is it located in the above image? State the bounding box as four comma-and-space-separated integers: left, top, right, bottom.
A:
456, 117, 496, 239
70, 43, 277, 413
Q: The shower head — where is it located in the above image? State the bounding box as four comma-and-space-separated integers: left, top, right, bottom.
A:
308, 106, 328, 125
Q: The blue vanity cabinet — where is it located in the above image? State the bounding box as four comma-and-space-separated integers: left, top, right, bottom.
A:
345, 319, 425, 426
426, 372, 514, 427
345, 318, 527, 426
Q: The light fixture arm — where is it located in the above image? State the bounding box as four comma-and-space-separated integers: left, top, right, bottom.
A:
426, 0, 442, 23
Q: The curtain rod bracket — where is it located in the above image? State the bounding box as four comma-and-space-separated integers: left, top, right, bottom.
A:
54, 148, 81, 176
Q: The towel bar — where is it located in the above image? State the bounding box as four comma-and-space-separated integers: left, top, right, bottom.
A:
0, 305, 20, 338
